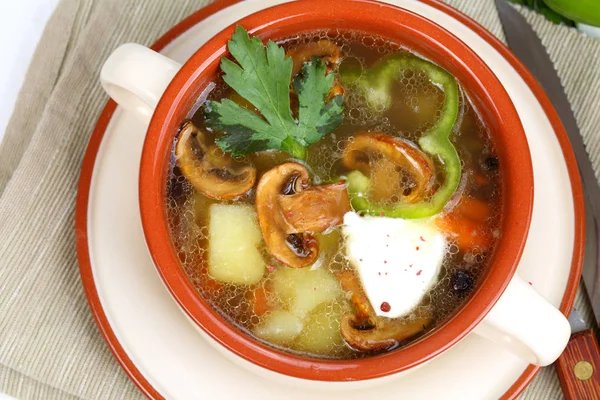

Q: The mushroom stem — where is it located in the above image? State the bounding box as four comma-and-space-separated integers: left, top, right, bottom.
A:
278, 181, 351, 234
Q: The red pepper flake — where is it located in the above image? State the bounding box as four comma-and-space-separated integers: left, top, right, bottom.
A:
380, 212, 385, 216
416, 246, 420, 251
313, 287, 317, 291
420, 236, 426, 242
385, 272, 388, 276
286, 212, 293, 218
386, 244, 388, 247
528, 281, 532, 286
386, 234, 390, 238
380, 302, 391, 312
416, 270, 422, 276
359, 258, 363, 262
362, 296, 367, 301
378, 272, 381, 276
384, 260, 387, 264
267, 265, 275, 272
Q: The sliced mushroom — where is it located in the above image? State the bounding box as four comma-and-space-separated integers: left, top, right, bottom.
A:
176, 121, 256, 200
343, 133, 435, 204
336, 270, 373, 323
278, 181, 350, 234
340, 312, 432, 352
287, 40, 344, 98
256, 163, 350, 268
337, 269, 432, 352
287, 40, 342, 76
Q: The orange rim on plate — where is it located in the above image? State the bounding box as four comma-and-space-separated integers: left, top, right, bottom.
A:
75, 0, 584, 398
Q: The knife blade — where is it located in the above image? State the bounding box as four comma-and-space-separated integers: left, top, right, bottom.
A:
495, 1, 600, 398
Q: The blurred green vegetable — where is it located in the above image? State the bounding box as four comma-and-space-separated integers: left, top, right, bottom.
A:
508, 0, 575, 26
544, 0, 600, 27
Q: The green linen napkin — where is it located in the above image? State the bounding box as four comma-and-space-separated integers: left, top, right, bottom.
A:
0, 0, 598, 398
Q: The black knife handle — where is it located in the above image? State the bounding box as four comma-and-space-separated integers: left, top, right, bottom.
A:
556, 329, 600, 399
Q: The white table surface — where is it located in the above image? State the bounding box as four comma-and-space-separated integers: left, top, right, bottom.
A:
0, 0, 60, 144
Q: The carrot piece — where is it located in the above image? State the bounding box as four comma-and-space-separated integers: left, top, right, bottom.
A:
454, 196, 491, 222
201, 276, 222, 299
251, 287, 270, 317
436, 213, 490, 251
199, 265, 223, 298
474, 174, 488, 186
205, 277, 222, 291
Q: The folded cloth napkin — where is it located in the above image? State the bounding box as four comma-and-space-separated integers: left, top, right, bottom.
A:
0, 0, 598, 398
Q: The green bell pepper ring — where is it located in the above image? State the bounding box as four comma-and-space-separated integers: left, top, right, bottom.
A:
343, 53, 461, 219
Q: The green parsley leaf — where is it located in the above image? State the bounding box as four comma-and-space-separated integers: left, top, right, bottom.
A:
204, 26, 344, 160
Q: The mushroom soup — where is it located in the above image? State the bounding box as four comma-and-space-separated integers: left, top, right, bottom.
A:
166, 28, 502, 359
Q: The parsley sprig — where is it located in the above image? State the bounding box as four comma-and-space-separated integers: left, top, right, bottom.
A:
204, 26, 344, 160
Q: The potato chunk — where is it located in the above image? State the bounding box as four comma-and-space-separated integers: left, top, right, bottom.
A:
294, 302, 346, 355
208, 204, 265, 284
253, 310, 303, 344
272, 267, 342, 318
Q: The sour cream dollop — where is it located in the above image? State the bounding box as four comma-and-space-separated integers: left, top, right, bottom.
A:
342, 212, 446, 318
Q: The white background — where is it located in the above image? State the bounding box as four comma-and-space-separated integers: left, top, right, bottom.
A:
0, 0, 60, 143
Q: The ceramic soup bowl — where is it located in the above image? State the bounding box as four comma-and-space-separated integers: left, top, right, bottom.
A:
99, 0, 570, 383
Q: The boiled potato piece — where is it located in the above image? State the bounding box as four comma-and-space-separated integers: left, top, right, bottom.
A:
272, 267, 342, 318
253, 310, 303, 344
208, 204, 265, 284
294, 302, 346, 355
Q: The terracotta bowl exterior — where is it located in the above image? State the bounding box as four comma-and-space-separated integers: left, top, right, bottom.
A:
138, 0, 534, 381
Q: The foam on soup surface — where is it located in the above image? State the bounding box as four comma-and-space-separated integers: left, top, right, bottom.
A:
165, 29, 502, 359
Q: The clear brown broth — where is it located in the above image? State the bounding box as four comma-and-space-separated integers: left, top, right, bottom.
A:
165, 30, 502, 359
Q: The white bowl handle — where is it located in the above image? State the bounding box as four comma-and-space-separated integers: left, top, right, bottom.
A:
474, 274, 571, 366
100, 44, 182, 122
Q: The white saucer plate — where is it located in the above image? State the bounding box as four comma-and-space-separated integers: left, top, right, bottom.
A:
78, 0, 581, 398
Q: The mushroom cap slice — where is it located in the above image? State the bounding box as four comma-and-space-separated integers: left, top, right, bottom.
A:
340, 312, 432, 352
176, 121, 256, 200
287, 40, 342, 77
256, 163, 317, 268
336, 269, 432, 352
256, 162, 351, 268
343, 133, 435, 204
286, 40, 344, 99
